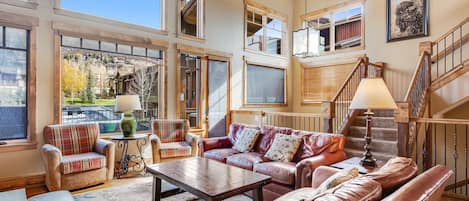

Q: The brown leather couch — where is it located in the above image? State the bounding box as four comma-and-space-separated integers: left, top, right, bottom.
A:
199, 123, 347, 201
276, 157, 453, 201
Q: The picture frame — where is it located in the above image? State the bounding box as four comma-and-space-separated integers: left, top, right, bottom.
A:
386, 0, 429, 42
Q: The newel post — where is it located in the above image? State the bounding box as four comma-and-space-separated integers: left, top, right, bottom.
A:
321, 101, 335, 133
395, 102, 410, 157
360, 56, 369, 79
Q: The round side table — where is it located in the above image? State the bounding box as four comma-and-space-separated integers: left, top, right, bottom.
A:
110, 134, 148, 178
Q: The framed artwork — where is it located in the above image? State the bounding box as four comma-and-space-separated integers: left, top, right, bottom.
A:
387, 0, 428, 42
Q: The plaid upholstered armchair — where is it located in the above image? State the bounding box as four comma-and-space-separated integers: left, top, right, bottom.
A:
151, 119, 199, 163
41, 123, 115, 191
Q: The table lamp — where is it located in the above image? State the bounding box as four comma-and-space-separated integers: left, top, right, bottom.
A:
115, 95, 142, 137
350, 78, 397, 167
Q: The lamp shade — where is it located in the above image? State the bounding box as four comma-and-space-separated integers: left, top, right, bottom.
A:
349, 78, 398, 110
115, 95, 142, 112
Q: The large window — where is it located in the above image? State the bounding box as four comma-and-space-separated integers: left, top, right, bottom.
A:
178, 54, 201, 128
0, 26, 29, 141
304, 2, 364, 54
59, 0, 164, 30
245, 4, 286, 56
60, 35, 163, 134
178, 0, 204, 39
245, 64, 286, 105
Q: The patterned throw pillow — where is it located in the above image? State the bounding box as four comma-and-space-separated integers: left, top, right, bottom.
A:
233, 128, 260, 152
264, 133, 302, 162
315, 167, 360, 194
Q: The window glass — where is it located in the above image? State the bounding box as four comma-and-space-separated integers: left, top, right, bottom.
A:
308, 16, 331, 52
180, 0, 200, 37
5, 27, 27, 49
266, 28, 282, 55
245, 8, 285, 55
0, 26, 28, 141
82, 39, 99, 50
62, 36, 81, 48
179, 54, 201, 128
334, 5, 362, 50
61, 35, 163, 134
0, 27, 3, 46
133, 47, 146, 56
246, 22, 263, 51
267, 18, 282, 31
147, 49, 161, 58
117, 44, 131, 54
60, 0, 163, 30
246, 65, 285, 104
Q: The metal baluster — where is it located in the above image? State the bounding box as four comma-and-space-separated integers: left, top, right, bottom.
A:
423, 123, 428, 169
416, 122, 419, 165
452, 32, 455, 70
466, 124, 468, 196
460, 26, 463, 67
445, 124, 447, 165
444, 37, 447, 73
454, 124, 458, 193
436, 43, 439, 79
434, 123, 437, 166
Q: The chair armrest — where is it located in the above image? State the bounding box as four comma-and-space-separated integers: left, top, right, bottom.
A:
186, 133, 200, 157
295, 151, 346, 188
41, 144, 63, 191
311, 166, 341, 188
150, 135, 162, 163
94, 139, 115, 181
198, 136, 232, 156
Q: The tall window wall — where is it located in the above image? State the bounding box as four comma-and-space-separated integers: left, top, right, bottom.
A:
60, 35, 163, 134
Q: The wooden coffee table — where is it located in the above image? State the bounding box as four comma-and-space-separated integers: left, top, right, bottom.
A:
146, 157, 271, 201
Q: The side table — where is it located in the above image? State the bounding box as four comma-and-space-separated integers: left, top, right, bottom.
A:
331, 157, 385, 174
110, 134, 149, 178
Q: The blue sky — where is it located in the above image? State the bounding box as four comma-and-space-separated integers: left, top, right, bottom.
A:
61, 0, 161, 29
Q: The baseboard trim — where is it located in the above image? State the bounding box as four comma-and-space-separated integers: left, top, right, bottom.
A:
0, 174, 45, 192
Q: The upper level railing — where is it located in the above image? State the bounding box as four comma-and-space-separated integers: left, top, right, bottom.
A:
230, 110, 323, 132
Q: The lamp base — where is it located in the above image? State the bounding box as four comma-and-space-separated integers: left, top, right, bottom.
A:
120, 112, 137, 137
361, 109, 377, 167
360, 156, 377, 167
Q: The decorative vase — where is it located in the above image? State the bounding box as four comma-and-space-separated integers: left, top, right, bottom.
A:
120, 112, 137, 137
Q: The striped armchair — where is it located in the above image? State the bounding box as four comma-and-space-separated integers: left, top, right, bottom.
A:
41, 123, 115, 191
151, 119, 199, 163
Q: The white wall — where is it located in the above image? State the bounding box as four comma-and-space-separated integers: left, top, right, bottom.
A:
0, 0, 293, 178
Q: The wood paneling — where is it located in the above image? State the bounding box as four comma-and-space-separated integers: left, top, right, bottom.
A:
302, 63, 355, 103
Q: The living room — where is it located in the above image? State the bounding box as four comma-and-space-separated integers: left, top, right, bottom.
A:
0, 0, 468, 200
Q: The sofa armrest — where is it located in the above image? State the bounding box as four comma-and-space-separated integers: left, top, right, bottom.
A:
41, 144, 63, 191
151, 135, 162, 163
295, 151, 346, 188
198, 136, 232, 156
94, 139, 115, 181
186, 133, 200, 157
311, 166, 341, 188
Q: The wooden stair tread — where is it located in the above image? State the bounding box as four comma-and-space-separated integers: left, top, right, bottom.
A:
349, 126, 398, 132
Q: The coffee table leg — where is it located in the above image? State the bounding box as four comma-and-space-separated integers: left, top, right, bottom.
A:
152, 176, 161, 201
253, 187, 263, 201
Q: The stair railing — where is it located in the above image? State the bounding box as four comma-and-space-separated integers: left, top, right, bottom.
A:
321, 56, 384, 134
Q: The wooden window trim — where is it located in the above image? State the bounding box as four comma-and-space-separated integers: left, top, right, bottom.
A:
177, 0, 206, 41
300, 0, 366, 56
0, 11, 38, 152
0, 0, 38, 9
52, 23, 168, 136
53, 0, 168, 36
244, 0, 288, 58
243, 60, 288, 107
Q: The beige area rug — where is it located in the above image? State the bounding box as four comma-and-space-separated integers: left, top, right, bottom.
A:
73, 177, 252, 201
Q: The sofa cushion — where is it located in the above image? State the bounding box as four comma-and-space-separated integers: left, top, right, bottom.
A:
43, 123, 99, 155
256, 125, 293, 154
203, 148, 240, 163
226, 152, 265, 170
264, 134, 302, 162
364, 157, 418, 196
274, 187, 318, 201
233, 128, 260, 152
61, 152, 106, 174
228, 123, 260, 145
292, 131, 345, 161
254, 161, 296, 186
159, 142, 192, 159
312, 177, 382, 201
315, 167, 359, 194
152, 119, 189, 143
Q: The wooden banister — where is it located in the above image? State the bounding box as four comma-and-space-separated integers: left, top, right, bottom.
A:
404, 54, 427, 102
432, 17, 469, 44
331, 57, 366, 102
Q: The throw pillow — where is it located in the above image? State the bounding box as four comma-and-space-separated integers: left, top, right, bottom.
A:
264, 133, 302, 162
315, 167, 360, 194
232, 128, 260, 152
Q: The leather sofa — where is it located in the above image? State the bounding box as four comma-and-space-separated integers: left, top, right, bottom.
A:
199, 123, 347, 200
276, 157, 453, 201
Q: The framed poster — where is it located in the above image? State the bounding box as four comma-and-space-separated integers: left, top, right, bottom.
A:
387, 0, 428, 42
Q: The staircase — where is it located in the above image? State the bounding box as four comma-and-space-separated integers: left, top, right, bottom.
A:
344, 110, 398, 161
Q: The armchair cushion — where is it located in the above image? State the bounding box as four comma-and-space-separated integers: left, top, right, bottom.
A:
152, 119, 189, 143
203, 148, 239, 163
61, 152, 106, 174
254, 161, 296, 186
44, 123, 99, 155
159, 142, 192, 159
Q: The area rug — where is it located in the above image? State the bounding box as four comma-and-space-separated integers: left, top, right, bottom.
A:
73, 177, 252, 201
